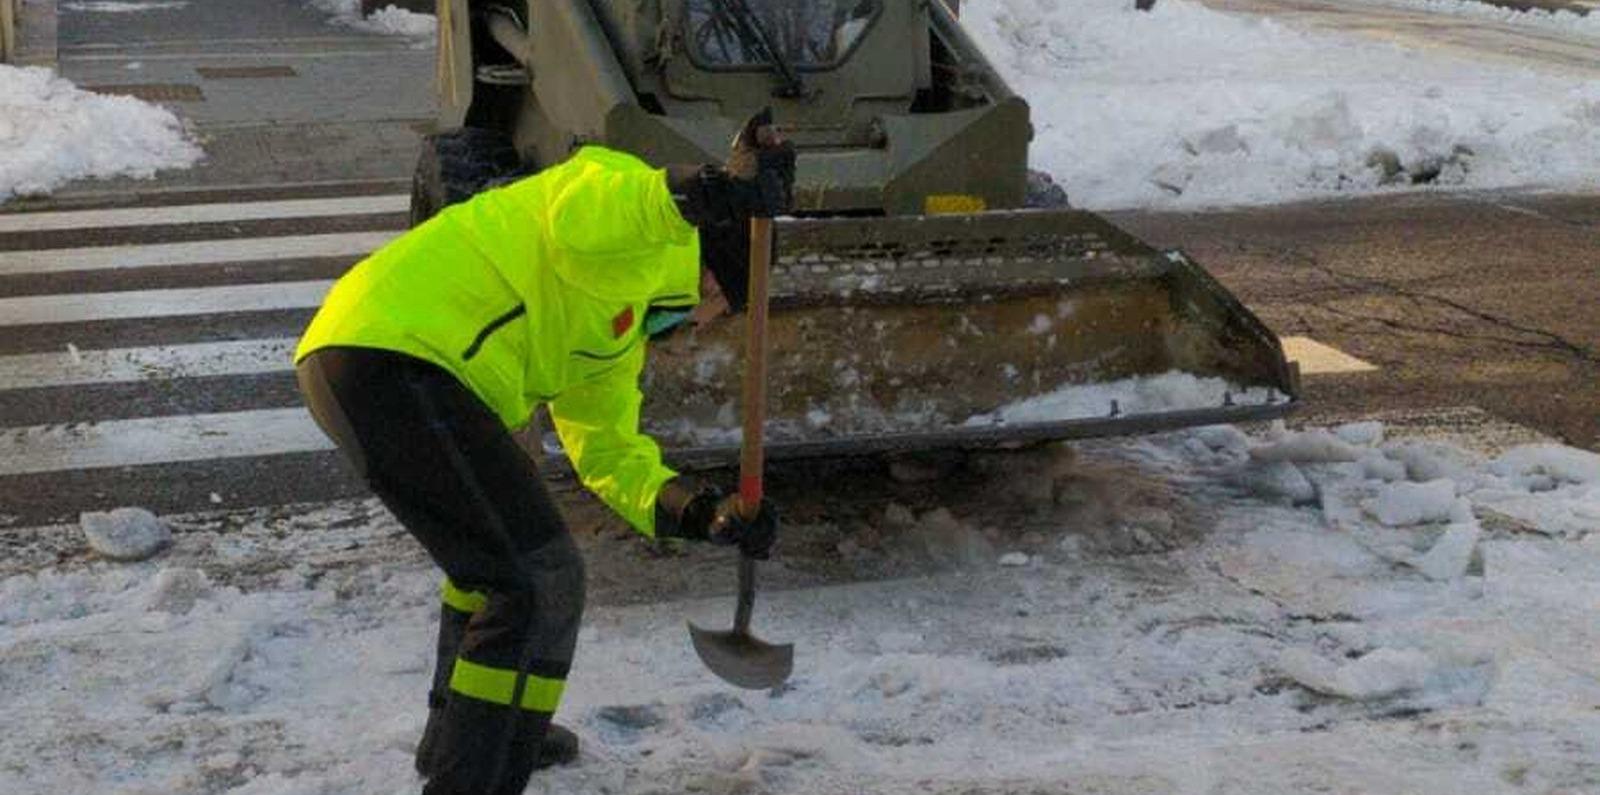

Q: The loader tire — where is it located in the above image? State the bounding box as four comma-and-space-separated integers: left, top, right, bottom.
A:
410, 128, 525, 227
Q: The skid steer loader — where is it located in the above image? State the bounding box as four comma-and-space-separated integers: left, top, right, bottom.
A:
414, 0, 1299, 467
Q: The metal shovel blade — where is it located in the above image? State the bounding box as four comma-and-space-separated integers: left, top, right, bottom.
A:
688, 555, 793, 690
688, 621, 794, 690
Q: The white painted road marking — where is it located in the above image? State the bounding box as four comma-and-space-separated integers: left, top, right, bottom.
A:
0, 408, 333, 476
0, 338, 297, 390
0, 231, 396, 276
1282, 335, 1378, 374
0, 280, 332, 326
0, 194, 409, 234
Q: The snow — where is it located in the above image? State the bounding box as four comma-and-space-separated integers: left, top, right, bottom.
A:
7, 419, 1600, 792
6, 0, 1600, 787
1249, 427, 1362, 463
964, 0, 1600, 208
1414, 515, 1482, 580
307, 0, 437, 39
1369, 0, 1600, 38
15, 0, 1596, 207
1490, 442, 1600, 485
0, 66, 202, 203
964, 370, 1284, 426
1278, 646, 1435, 701
61, 1, 190, 11
1365, 479, 1460, 526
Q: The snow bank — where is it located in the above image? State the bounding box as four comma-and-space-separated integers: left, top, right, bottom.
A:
308, 0, 437, 38
963, 0, 1600, 208
0, 66, 202, 202
1367, 0, 1600, 39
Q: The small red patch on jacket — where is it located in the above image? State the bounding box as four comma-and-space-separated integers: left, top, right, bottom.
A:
612, 306, 635, 338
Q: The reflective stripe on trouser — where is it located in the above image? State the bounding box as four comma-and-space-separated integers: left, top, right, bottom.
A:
450, 657, 565, 712
441, 577, 488, 615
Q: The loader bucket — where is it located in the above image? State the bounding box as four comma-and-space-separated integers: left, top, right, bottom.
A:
636, 208, 1299, 468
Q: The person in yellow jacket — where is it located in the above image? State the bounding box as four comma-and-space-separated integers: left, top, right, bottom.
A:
294, 113, 792, 795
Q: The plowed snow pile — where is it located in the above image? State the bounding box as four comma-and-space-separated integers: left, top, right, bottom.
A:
0, 65, 202, 202
4, 421, 1598, 793
965, 0, 1600, 208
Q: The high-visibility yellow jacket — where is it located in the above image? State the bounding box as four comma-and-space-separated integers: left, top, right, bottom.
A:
295, 146, 701, 537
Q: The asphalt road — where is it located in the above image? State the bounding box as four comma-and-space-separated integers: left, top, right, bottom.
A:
1110, 190, 1600, 449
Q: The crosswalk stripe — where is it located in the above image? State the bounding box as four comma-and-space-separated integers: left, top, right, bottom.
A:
0, 408, 333, 476
0, 231, 396, 276
0, 280, 332, 326
0, 338, 297, 390
0, 195, 410, 234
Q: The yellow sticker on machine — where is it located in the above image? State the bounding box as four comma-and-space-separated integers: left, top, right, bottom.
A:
923, 194, 988, 215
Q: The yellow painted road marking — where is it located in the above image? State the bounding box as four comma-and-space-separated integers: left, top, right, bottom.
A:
1282, 336, 1378, 375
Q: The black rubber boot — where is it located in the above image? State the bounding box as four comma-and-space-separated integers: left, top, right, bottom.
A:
415, 601, 473, 778
535, 723, 580, 770
418, 716, 577, 779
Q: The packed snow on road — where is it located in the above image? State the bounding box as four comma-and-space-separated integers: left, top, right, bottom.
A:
4, 414, 1598, 793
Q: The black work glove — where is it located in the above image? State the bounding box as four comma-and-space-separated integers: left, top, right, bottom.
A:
655, 478, 720, 540
707, 494, 778, 560
725, 107, 796, 219
667, 108, 795, 227
654, 480, 778, 560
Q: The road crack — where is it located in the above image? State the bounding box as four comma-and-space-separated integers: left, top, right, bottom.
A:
1267, 247, 1599, 365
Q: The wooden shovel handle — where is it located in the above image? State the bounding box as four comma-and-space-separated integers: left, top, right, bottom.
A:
737, 216, 773, 521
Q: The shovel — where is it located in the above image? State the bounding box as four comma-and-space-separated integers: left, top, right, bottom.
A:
687, 214, 795, 690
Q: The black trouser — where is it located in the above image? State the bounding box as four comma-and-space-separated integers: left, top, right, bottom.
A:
296, 347, 584, 795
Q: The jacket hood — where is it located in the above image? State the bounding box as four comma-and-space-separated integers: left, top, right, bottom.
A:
544, 147, 702, 306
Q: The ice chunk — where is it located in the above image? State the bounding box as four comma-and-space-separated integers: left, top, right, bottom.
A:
1193, 424, 1251, 455
1249, 429, 1361, 464
141, 567, 211, 613
80, 507, 171, 561
1383, 441, 1482, 484
1279, 647, 1433, 701
1490, 444, 1600, 486
1414, 516, 1481, 581
998, 552, 1031, 567
1360, 450, 1408, 483
1333, 421, 1385, 447
1240, 460, 1316, 504
1366, 480, 1457, 526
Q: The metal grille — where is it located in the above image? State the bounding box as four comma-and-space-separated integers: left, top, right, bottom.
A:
196, 65, 297, 79
85, 83, 204, 102
770, 209, 1168, 305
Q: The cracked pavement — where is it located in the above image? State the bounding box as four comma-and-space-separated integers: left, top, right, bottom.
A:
1108, 190, 1600, 450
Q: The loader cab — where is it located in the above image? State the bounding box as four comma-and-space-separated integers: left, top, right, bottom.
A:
436, 0, 1031, 214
